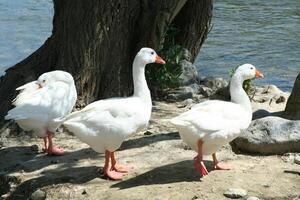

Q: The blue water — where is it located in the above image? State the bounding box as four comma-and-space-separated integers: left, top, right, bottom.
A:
0, 0, 53, 75
0, 0, 299, 91
195, 0, 300, 91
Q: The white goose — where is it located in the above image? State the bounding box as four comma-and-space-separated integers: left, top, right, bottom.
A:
5, 70, 77, 155
170, 64, 263, 176
61, 48, 165, 180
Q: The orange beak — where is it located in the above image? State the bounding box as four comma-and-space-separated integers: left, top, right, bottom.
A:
155, 55, 166, 64
255, 69, 264, 78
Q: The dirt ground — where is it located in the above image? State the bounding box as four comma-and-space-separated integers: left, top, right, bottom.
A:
0, 101, 299, 200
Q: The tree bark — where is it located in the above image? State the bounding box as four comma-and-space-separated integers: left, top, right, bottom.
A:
0, 0, 212, 124
173, 0, 212, 62
284, 73, 300, 120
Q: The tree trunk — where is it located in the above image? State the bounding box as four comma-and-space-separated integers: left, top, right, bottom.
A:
173, 0, 213, 62
284, 73, 300, 120
0, 0, 212, 124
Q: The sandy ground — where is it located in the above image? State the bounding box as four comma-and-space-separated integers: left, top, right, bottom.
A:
0, 101, 299, 200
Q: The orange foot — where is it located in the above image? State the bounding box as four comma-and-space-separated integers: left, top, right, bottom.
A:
113, 164, 133, 173
105, 170, 123, 180
194, 157, 208, 176
47, 146, 65, 156
214, 162, 232, 170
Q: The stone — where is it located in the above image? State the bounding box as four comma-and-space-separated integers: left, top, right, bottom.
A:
201, 76, 228, 91
30, 189, 46, 200
199, 85, 213, 97
223, 188, 247, 199
198, 77, 228, 98
231, 116, 300, 155
181, 48, 192, 61
285, 73, 300, 119
247, 197, 260, 200
294, 155, 300, 165
166, 91, 193, 101
179, 60, 199, 85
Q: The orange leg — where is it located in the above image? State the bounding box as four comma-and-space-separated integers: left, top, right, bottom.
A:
194, 140, 208, 176
47, 131, 64, 156
42, 137, 48, 153
103, 150, 123, 180
111, 152, 132, 173
212, 153, 232, 170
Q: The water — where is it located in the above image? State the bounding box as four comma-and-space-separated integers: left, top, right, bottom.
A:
0, 1, 299, 91
195, 0, 300, 91
0, 0, 53, 75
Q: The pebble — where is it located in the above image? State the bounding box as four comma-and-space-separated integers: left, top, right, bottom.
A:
223, 188, 247, 199
247, 197, 260, 200
31, 189, 46, 200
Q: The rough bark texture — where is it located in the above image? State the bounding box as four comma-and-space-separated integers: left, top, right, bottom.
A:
284, 73, 300, 119
173, 0, 213, 62
0, 0, 212, 124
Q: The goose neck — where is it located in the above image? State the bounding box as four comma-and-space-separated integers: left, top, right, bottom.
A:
230, 73, 252, 113
132, 58, 151, 102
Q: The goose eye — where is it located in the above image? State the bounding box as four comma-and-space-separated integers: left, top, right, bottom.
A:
42, 80, 46, 83
151, 51, 155, 55
250, 67, 254, 70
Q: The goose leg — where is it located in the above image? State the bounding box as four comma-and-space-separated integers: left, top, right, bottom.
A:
111, 152, 132, 173
212, 153, 232, 170
103, 150, 123, 180
47, 131, 64, 156
194, 140, 208, 176
42, 137, 48, 153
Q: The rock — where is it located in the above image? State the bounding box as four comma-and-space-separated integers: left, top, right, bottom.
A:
185, 84, 201, 94
199, 85, 213, 97
199, 77, 228, 97
232, 116, 300, 154
275, 95, 286, 104
223, 188, 247, 199
294, 155, 300, 165
201, 77, 228, 91
247, 196, 260, 200
179, 60, 199, 85
285, 73, 300, 119
166, 91, 193, 101
30, 145, 39, 153
166, 85, 200, 101
181, 48, 192, 61
261, 85, 284, 94
30, 189, 46, 200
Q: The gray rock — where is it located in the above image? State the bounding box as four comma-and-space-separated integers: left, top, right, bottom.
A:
223, 188, 247, 199
285, 73, 300, 119
294, 155, 300, 165
166, 90, 193, 101
181, 48, 192, 61
247, 197, 260, 200
179, 60, 199, 85
201, 76, 228, 91
199, 77, 228, 98
30, 189, 46, 200
232, 116, 300, 154
199, 85, 213, 97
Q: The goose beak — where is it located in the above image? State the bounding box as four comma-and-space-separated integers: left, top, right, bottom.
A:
155, 55, 166, 64
255, 69, 264, 78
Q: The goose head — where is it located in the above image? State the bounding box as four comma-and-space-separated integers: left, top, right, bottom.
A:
135, 47, 166, 65
234, 64, 264, 81
37, 70, 74, 88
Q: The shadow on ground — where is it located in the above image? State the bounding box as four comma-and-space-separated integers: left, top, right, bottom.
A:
121, 132, 180, 150
0, 146, 100, 174
5, 166, 101, 200
111, 159, 216, 189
